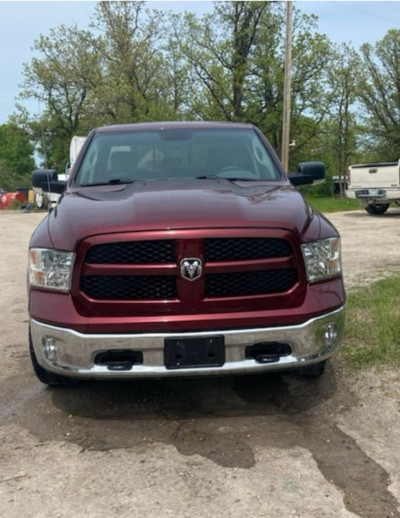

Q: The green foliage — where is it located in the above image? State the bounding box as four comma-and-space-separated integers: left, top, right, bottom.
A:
19, 22, 101, 165
11, 0, 400, 169
171, 2, 335, 162
341, 275, 400, 368
89, 1, 175, 123
10, 199, 25, 211
358, 29, 400, 159
15, 0, 347, 166
0, 165, 27, 191
0, 124, 35, 175
0, 124, 35, 188
303, 193, 360, 212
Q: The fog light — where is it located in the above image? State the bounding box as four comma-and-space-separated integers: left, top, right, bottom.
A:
43, 337, 58, 361
324, 323, 338, 348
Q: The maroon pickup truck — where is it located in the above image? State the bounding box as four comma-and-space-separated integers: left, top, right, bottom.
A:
28, 122, 345, 385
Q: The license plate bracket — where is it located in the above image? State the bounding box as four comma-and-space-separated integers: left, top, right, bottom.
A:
356, 189, 385, 198
164, 336, 225, 369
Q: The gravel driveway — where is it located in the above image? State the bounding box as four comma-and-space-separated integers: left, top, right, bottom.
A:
1, 209, 399, 518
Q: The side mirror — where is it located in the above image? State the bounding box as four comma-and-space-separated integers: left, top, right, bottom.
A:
32, 169, 67, 194
288, 161, 325, 186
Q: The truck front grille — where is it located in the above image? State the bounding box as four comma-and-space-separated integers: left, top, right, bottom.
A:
79, 235, 299, 305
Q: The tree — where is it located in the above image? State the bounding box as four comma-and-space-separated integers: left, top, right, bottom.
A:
358, 29, 400, 159
19, 1, 182, 165
17, 0, 362, 178
90, 1, 177, 122
19, 24, 101, 165
285, 12, 333, 165
249, 8, 334, 163
172, 1, 271, 121
0, 123, 35, 189
320, 44, 360, 196
0, 123, 35, 176
171, 2, 334, 165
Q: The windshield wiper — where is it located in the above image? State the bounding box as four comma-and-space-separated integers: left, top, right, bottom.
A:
79, 178, 135, 187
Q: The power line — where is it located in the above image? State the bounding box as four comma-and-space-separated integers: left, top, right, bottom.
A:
330, 1, 400, 28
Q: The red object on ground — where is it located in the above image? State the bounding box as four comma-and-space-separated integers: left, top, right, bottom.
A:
0, 191, 27, 209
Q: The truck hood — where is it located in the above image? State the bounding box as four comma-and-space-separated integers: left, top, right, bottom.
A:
47, 180, 320, 250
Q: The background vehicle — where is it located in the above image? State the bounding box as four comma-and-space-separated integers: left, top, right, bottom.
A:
345, 160, 400, 214
28, 121, 345, 385
0, 188, 27, 209
33, 136, 86, 209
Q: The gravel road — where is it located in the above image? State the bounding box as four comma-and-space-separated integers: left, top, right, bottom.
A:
1, 208, 399, 518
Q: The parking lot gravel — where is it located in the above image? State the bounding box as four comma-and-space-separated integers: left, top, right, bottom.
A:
1, 208, 399, 518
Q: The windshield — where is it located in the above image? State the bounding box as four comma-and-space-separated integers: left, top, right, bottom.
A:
74, 128, 282, 186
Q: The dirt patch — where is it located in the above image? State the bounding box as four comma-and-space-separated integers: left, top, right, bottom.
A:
0, 209, 400, 518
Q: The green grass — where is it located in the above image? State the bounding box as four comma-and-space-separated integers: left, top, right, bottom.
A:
303, 195, 360, 213
341, 275, 400, 369
303, 194, 399, 369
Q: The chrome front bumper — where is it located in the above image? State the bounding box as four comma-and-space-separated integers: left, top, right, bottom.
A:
30, 307, 345, 379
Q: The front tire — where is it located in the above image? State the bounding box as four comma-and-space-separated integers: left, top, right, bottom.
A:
29, 333, 79, 386
365, 203, 389, 215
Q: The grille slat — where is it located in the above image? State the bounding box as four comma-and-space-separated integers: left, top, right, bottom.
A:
86, 240, 175, 264
81, 275, 177, 300
206, 269, 297, 297
205, 238, 291, 261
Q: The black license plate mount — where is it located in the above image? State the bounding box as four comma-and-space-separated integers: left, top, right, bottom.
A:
164, 336, 225, 369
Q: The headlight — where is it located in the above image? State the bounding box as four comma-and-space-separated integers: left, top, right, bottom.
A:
29, 248, 75, 292
301, 237, 342, 282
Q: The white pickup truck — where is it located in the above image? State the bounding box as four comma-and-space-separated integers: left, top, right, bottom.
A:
345, 160, 400, 214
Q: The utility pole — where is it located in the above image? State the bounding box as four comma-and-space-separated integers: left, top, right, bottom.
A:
281, 0, 293, 172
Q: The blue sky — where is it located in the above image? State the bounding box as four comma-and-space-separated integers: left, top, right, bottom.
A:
1, 1, 400, 124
